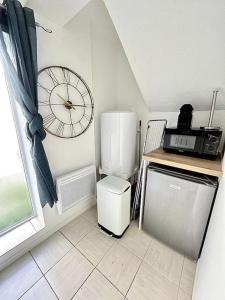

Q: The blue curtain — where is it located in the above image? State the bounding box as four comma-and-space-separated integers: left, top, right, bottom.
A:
0, 0, 57, 207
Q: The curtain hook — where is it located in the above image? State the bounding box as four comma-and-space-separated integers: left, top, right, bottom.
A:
35, 22, 52, 34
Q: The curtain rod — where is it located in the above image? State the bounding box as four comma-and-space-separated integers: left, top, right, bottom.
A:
0, 4, 52, 33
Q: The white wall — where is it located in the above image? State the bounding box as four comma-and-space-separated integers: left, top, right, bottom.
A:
115, 40, 225, 145
36, 14, 95, 177
27, 0, 91, 26
36, 13, 97, 254
36, 0, 122, 179
0, 0, 119, 270
193, 157, 225, 300
104, 0, 225, 111
65, 0, 120, 167
83, 0, 119, 166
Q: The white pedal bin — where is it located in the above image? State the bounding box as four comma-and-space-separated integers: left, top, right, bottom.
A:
97, 175, 131, 238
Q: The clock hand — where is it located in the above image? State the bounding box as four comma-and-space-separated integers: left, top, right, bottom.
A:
66, 84, 70, 101
71, 104, 93, 108
57, 93, 76, 110
57, 93, 67, 103
57, 94, 91, 109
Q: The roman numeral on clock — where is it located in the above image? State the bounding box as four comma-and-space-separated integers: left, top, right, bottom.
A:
38, 83, 51, 95
62, 68, 71, 84
79, 121, 85, 131
70, 124, 75, 137
46, 68, 59, 86
43, 113, 56, 128
39, 100, 49, 106
81, 91, 88, 97
56, 121, 65, 136
83, 113, 90, 121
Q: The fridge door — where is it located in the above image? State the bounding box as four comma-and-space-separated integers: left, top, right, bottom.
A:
143, 168, 217, 260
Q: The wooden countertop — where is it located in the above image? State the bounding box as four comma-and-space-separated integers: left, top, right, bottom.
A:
143, 148, 223, 178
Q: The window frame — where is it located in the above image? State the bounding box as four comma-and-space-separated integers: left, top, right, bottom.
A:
0, 62, 37, 236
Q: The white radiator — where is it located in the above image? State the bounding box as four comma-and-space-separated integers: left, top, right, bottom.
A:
56, 165, 96, 214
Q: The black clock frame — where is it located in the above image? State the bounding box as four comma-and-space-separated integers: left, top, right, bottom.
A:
38, 66, 94, 138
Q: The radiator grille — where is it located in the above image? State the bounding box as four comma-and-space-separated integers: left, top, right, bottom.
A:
56, 165, 96, 214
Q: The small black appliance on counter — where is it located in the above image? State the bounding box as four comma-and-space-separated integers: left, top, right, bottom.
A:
163, 127, 222, 159
163, 90, 223, 159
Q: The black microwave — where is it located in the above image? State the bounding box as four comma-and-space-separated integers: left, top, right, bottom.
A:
163, 127, 222, 159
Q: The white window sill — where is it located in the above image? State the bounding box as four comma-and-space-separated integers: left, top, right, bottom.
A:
0, 215, 45, 257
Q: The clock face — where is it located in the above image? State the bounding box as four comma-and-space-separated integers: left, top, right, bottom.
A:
38, 66, 94, 138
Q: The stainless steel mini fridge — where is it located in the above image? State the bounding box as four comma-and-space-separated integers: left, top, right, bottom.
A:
143, 164, 218, 260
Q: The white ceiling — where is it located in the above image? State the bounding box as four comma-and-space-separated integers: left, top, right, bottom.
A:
27, 0, 91, 26
25, 0, 225, 111
104, 0, 225, 111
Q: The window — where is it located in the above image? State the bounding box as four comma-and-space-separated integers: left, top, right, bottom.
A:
0, 60, 35, 235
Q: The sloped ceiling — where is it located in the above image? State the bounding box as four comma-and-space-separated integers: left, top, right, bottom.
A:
26, 0, 225, 112
104, 0, 225, 111
27, 0, 91, 26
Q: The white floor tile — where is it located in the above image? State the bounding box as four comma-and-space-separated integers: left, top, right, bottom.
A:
82, 206, 97, 224
144, 237, 184, 285
119, 223, 151, 259
127, 262, 178, 300
0, 215, 197, 300
180, 257, 196, 295
73, 269, 123, 300
76, 228, 115, 265
60, 216, 94, 245
0, 253, 42, 300
98, 243, 141, 295
20, 277, 57, 300
31, 232, 73, 273
46, 248, 94, 300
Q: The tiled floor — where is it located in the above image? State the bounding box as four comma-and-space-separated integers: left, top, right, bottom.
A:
0, 206, 196, 300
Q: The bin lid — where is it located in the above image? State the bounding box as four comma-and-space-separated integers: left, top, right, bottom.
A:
98, 175, 130, 195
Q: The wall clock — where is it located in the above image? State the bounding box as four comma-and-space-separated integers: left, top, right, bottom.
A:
38, 66, 94, 138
